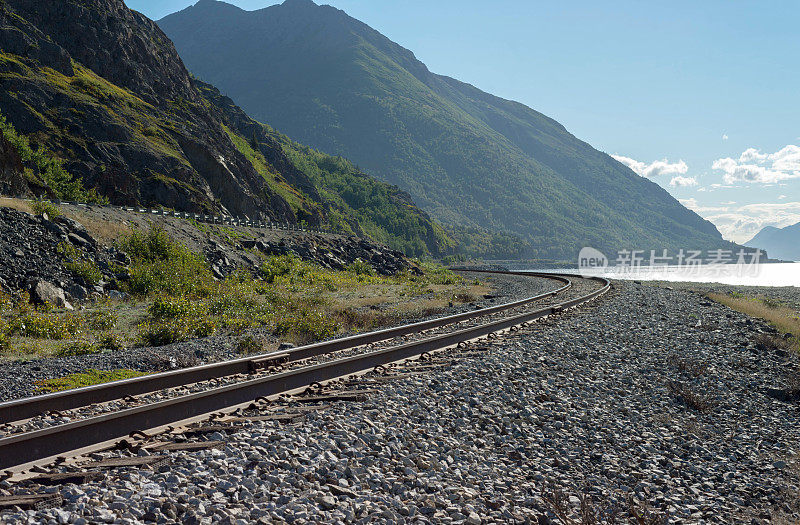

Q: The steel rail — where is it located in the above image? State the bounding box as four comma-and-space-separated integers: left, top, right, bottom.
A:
0, 273, 570, 424
0, 274, 609, 471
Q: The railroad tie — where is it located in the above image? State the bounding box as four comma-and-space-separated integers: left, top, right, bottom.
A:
145, 441, 225, 453
292, 389, 375, 402
86, 455, 170, 469
248, 352, 291, 373
225, 413, 306, 424
180, 424, 247, 437
23, 471, 104, 486
0, 493, 62, 511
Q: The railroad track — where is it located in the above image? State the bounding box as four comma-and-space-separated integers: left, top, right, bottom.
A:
0, 271, 609, 510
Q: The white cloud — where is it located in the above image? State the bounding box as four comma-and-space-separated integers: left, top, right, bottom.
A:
779, 195, 787, 200
712, 144, 800, 184
611, 154, 689, 178
722, 134, 729, 141
669, 176, 698, 187
681, 198, 800, 243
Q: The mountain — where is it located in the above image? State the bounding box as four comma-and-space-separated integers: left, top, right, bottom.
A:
746, 222, 800, 261
0, 0, 450, 255
159, 0, 729, 259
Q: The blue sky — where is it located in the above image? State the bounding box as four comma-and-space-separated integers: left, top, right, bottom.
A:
127, 0, 800, 242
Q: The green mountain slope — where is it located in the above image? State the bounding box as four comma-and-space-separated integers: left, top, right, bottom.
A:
196, 80, 453, 256
160, 0, 729, 259
0, 0, 450, 255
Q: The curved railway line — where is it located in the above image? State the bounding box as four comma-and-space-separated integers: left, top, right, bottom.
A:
0, 270, 609, 510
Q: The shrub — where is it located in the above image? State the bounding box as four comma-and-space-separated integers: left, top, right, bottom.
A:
0, 111, 107, 204
56, 341, 98, 357
58, 242, 103, 285
85, 310, 118, 331
138, 316, 218, 347
260, 255, 296, 283
7, 312, 82, 339
0, 331, 9, 355
120, 227, 211, 296
67, 260, 103, 286
97, 333, 125, 351
148, 296, 195, 319
236, 335, 262, 355
346, 258, 375, 277
274, 310, 339, 343
30, 199, 62, 218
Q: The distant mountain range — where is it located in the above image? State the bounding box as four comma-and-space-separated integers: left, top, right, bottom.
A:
0, 0, 450, 255
159, 0, 732, 259
746, 222, 800, 261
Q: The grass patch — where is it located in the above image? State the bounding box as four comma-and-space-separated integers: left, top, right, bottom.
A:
707, 292, 800, 351
2, 226, 486, 359
34, 369, 147, 393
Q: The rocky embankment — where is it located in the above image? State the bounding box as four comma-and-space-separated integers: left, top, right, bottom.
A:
0, 204, 417, 305
211, 237, 414, 278
0, 207, 126, 305
2, 281, 798, 524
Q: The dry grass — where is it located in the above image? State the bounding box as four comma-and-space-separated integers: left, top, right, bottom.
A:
0, 198, 130, 242
63, 212, 132, 243
667, 380, 717, 413
0, 197, 33, 214
668, 355, 708, 378
708, 292, 800, 351
544, 485, 668, 524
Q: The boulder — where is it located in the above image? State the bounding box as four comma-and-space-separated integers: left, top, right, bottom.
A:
67, 232, 92, 249
64, 282, 88, 301
31, 280, 68, 308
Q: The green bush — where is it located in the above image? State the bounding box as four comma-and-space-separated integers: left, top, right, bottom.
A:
236, 335, 262, 355
7, 312, 82, 339
274, 310, 339, 343
56, 341, 97, 357
138, 316, 218, 347
260, 255, 296, 283
346, 258, 375, 276
97, 333, 125, 351
120, 227, 211, 296
85, 310, 118, 331
58, 242, 103, 285
148, 296, 196, 319
0, 332, 9, 355
30, 200, 62, 218
67, 260, 103, 286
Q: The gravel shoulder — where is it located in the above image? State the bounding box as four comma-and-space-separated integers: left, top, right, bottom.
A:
0, 272, 557, 402
3, 280, 798, 523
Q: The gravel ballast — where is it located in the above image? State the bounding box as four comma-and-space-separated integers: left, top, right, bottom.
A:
2, 280, 798, 524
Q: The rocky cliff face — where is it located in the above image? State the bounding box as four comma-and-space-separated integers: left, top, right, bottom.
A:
0, 0, 295, 219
